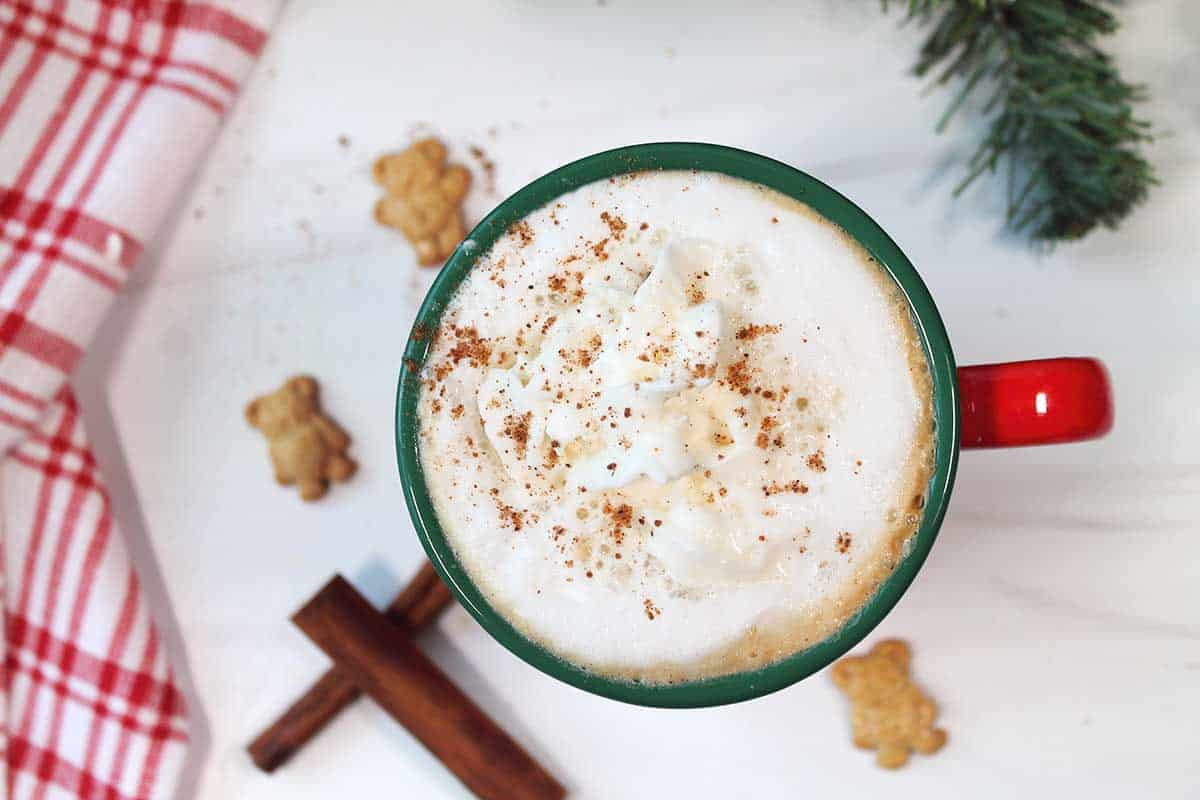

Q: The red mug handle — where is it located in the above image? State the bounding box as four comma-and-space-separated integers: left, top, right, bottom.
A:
958, 357, 1113, 448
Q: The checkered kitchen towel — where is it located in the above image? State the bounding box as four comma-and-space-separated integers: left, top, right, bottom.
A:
0, 2, 277, 796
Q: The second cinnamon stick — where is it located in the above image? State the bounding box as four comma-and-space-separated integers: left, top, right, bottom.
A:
292, 575, 565, 800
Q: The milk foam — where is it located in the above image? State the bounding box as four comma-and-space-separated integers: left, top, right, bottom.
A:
417, 171, 933, 683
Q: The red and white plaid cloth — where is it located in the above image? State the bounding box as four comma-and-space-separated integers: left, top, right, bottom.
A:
0, 2, 277, 797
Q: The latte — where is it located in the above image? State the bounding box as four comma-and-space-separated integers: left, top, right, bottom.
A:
416, 170, 934, 683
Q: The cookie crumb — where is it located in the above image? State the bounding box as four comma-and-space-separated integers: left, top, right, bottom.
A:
468, 144, 497, 195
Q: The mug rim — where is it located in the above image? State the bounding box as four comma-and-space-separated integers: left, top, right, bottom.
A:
395, 142, 960, 708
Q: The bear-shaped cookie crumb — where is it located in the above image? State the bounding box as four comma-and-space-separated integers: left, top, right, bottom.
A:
373, 138, 471, 266
245, 375, 357, 502
831, 639, 947, 769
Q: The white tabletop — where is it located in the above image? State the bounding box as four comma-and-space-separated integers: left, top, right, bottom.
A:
76, 1, 1200, 797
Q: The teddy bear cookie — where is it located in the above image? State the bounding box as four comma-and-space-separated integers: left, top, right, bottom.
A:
373, 137, 471, 266
245, 375, 357, 501
830, 639, 948, 769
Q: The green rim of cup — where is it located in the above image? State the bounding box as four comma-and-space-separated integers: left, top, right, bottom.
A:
395, 142, 959, 708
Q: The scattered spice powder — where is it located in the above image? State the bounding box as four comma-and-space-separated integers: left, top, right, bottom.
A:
762, 480, 808, 496
562, 334, 603, 368
756, 416, 782, 449
643, 598, 662, 621
600, 211, 627, 240
726, 357, 753, 396
581, 334, 603, 367
836, 531, 853, 553
807, 450, 827, 472
446, 326, 492, 370
735, 323, 781, 341
494, 496, 524, 531
648, 343, 673, 365
509, 220, 534, 246
603, 501, 634, 545
501, 412, 532, 459
467, 145, 497, 194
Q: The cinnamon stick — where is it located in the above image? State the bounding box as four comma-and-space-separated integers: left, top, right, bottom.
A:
248, 562, 452, 771
292, 575, 566, 800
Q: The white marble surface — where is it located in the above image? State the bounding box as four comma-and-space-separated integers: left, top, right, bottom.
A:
75, 1, 1200, 797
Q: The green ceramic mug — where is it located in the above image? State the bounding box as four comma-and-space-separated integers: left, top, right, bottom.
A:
395, 142, 1112, 708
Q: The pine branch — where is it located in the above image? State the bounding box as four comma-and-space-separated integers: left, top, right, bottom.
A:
886, 0, 1157, 242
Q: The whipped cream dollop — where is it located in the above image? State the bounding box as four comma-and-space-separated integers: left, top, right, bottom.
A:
478, 239, 722, 494
471, 237, 785, 591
